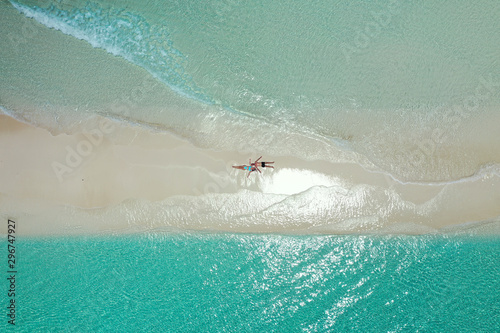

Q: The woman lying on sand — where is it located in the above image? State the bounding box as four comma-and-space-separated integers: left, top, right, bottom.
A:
232, 156, 274, 177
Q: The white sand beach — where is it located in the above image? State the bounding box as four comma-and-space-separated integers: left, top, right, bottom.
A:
1, 114, 499, 236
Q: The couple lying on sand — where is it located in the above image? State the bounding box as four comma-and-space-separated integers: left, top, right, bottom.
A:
232, 156, 274, 177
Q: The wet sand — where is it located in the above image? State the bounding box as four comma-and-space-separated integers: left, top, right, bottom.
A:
0, 114, 499, 236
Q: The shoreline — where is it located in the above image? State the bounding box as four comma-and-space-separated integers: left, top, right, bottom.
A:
1, 113, 500, 236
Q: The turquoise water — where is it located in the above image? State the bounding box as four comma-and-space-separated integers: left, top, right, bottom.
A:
1, 1, 500, 330
2, 0, 500, 181
9, 0, 500, 112
2, 233, 499, 331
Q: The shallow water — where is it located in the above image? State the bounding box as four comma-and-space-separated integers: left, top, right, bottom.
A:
1, 1, 500, 330
1, 0, 500, 228
2, 0, 500, 182
1, 233, 498, 331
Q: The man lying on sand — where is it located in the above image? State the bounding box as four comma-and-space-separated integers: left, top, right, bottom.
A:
232, 156, 274, 177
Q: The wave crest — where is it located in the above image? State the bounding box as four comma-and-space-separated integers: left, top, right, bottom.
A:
10, 0, 212, 104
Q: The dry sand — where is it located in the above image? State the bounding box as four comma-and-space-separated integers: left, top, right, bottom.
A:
1, 114, 499, 236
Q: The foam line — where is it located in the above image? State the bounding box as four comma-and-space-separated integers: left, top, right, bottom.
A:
9, 0, 213, 105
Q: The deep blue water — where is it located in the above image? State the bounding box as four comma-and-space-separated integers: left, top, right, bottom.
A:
2, 233, 499, 332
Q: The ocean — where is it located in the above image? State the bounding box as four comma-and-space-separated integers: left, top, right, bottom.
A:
2, 233, 499, 331
2, 0, 500, 182
1, 0, 500, 331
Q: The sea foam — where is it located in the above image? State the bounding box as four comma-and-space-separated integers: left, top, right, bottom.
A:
10, 0, 212, 104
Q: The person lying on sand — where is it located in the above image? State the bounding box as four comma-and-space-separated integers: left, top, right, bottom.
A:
232, 156, 274, 177
232, 164, 258, 178
251, 156, 274, 169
